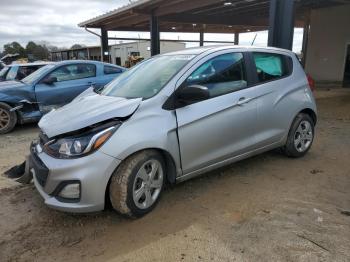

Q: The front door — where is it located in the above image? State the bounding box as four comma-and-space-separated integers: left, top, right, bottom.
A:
175, 52, 258, 174
35, 63, 97, 113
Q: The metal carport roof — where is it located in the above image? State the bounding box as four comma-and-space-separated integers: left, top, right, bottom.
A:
79, 0, 347, 33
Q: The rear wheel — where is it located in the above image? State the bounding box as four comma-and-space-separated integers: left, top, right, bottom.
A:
283, 113, 315, 158
109, 150, 165, 218
0, 102, 17, 134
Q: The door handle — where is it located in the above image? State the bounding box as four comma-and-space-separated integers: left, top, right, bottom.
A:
237, 97, 253, 106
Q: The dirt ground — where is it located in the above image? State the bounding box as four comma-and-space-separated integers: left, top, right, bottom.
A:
0, 88, 349, 262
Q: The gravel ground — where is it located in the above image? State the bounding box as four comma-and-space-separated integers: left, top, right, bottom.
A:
0, 88, 349, 262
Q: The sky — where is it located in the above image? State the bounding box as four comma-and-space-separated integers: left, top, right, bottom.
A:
0, 0, 304, 52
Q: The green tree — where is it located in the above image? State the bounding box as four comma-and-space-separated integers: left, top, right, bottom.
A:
3, 42, 26, 58
25, 41, 49, 61
71, 44, 85, 49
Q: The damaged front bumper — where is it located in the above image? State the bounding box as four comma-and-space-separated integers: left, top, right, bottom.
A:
28, 142, 121, 213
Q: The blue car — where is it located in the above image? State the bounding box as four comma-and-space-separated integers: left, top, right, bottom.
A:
0, 62, 52, 82
0, 60, 125, 134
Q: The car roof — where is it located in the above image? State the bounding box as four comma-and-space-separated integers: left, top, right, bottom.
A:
8, 61, 54, 67
55, 60, 124, 68
163, 45, 295, 56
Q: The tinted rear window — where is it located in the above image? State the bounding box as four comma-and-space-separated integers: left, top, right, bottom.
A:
104, 66, 123, 75
252, 52, 293, 83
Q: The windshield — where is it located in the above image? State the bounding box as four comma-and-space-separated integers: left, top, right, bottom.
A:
22, 64, 55, 84
0, 67, 9, 78
101, 54, 195, 99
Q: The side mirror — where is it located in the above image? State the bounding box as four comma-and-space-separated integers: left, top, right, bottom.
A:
42, 76, 57, 85
176, 85, 210, 105
93, 85, 104, 94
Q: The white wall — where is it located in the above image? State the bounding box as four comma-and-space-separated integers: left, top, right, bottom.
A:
305, 5, 350, 84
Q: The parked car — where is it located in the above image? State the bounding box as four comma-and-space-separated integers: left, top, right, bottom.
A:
0, 62, 51, 82
0, 61, 5, 70
26, 46, 317, 217
0, 60, 125, 134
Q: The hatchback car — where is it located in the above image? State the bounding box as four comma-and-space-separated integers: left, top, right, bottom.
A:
0, 62, 51, 82
0, 60, 125, 134
27, 46, 317, 218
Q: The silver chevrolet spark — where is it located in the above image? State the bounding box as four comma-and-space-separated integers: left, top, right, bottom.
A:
29, 46, 317, 218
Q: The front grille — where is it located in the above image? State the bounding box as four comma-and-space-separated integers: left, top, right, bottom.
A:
30, 144, 49, 187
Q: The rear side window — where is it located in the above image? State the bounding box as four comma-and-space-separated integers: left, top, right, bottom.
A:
252, 52, 292, 83
104, 66, 122, 75
186, 53, 247, 98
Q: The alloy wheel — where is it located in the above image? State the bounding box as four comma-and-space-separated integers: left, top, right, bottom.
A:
294, 120, 313, 153
132, 159, 164, 209
0, 108, 10, 131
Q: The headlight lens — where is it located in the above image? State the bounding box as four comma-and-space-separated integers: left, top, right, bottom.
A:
44, 125, 119, 159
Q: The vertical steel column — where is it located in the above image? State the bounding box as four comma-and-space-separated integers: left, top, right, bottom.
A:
234, 32, 239, 45
199, 29, 204, 46
301, 11, 311, 67
100, 28, 109, 62
150, 12, 160, 56
268, 0, 295, 50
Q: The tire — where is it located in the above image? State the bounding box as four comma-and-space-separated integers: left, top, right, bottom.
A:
283, 113, 315, 158
0, 102, 17, 134
109, 150, 165, 218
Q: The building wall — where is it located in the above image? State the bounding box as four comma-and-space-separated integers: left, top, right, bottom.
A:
111, 41, 186, 67
51, 42, 185, 65
305, 5, 350, 84
87, 47, 102, 61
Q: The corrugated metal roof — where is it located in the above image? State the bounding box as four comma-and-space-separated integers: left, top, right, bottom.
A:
78, 0, 349, 33
78, 0, 151, 27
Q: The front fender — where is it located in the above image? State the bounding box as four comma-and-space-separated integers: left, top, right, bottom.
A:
0, 92, 41, 123
0, 92, 23, 106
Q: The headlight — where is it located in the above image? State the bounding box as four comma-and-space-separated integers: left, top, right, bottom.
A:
43, 125, 119, 159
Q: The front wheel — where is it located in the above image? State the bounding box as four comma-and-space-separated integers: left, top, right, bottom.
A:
283, 113, 315, 158
109, 150, 165, 218
0, 102, 17, 134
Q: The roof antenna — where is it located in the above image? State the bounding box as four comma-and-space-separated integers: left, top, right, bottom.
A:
251, 33, 257, 46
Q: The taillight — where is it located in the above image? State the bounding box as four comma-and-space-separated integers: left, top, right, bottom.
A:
307, 74, 316, 92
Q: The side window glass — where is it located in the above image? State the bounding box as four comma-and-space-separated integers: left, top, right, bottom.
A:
17, 66, 37, 80
186, 53, 247, 99
253, 52, 290, 83
104, 66, 122, 75
48, 64, 96, 82
16, 67, 28, 80
6, 67, 18, 81
0, 67, 9, 78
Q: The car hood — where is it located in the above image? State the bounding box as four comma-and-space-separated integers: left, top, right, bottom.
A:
39, 90, 142, 138
0, 80, 28, 91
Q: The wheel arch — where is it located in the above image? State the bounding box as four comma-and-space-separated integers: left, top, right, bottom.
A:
299, 108, 317, 125
104, 147, 178, 209
0, 101, 20, 125
0, 100, 24, 124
